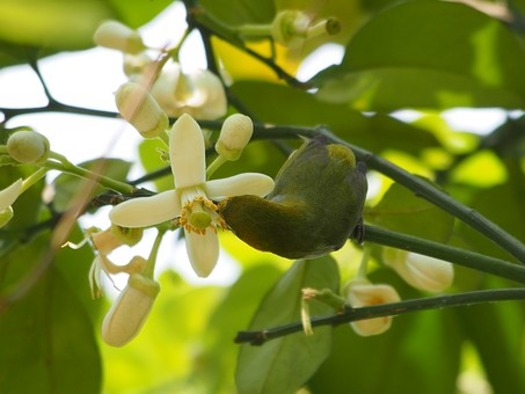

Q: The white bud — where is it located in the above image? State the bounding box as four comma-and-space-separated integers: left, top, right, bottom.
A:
7, 130, 50, 164
215, 114, 253, 160
93, 21, 144, 54
115, 82, 169, 138
344, 279, 401, 336
383, 248, 454, 293
123, 52, 153, 77
102, 273, 160, 347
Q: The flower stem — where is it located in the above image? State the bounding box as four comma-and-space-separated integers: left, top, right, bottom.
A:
143, 229, 165, 278
20, 167, 49, 194
206, 155, 227, 178
45, 152, 134, 194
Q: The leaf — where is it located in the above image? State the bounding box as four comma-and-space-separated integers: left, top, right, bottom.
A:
0, 234, 102, 394
231, 81, 441, 155
456, 297, 525, 393
200, 0, 275, 26
203, 264, 284, 393
367, 182, 454, 243
314, 1, 525, 111
52, 158, 132, 212
0, 0, 111, 50
236, 256, 339, 394
106, 0, 173, 28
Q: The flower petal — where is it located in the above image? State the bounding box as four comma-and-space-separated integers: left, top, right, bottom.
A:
184, 227, 219, 277
170, 114, 206, 188
109, 190, 181, 228
205, 173, 275, 200
0, 178, 23, 211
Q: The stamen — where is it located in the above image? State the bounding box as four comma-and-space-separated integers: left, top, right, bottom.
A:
178, 195, 226, 234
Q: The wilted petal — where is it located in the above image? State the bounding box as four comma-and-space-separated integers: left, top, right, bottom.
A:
344, 279, 401, 337
109, 190, 181, 228
184, 227, 219, 278
0, 178, 23, 211
170, 114, 206, 189
205, 173, 275, 200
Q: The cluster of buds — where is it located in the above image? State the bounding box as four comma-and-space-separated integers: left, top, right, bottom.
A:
93, 20, 227, 131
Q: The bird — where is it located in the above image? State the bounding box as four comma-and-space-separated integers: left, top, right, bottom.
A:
218, 135, 368, 259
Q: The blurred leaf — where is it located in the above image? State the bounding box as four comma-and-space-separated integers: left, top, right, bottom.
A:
231, 81, 441, 155
236, 256, 339, 394
203, 264, 284, 393
367, 182, 455, 242
52, 158, 132, 212
314, 1, 525, 111
0, 234, 101, 394
456, 300, 525, 393
0, 0, 111, 51
457, 181, 525, 261
106, 0, 173, 28
200, 0, 275, 25
308, 269, 462, 394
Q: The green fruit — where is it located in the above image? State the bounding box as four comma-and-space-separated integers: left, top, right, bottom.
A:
218, 136, 367, 259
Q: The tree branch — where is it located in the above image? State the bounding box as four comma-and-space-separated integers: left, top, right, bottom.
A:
234, 288, 525, 345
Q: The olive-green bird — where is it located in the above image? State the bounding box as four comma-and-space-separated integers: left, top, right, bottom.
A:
218, 136, 368, 259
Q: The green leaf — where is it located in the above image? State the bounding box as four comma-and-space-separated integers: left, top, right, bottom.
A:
52, 158, 132, 212
203, 264, 284, 393
231, 81, 441, 155
106, 0, 173, 28
137, 139, 173, 192
236, 256, 339, 394
314, 1, 525, 111
456, 299, 525, 393
367, 182, 454, 243
0, 0, 112, 50
0, 235, 101, 394
200, 0, 276, 25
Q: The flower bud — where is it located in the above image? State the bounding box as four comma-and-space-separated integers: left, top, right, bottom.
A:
7, 130, 50, 164
93, 21, 144, 54
383, 248, 454, 293
115, 82, 169, 138
102, 273, 160, 347
215, 114, 253, 161
343, 279, 401, 336
271, 10, 310, 46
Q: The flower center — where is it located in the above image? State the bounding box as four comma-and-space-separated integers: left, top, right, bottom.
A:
179, 196, 225, 235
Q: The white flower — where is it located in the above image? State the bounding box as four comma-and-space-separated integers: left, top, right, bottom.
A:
0, 179, 23, 228
93, 20, 144, 54
109, 114, 274, 277
344, 278, 401, 336
383, 248, 454, 293
102, 272, 160, 347
148, 65, 227, 120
